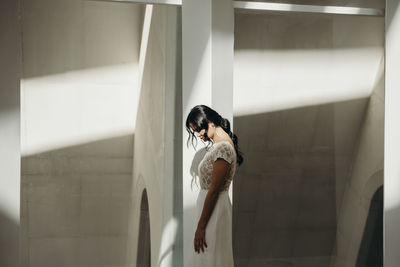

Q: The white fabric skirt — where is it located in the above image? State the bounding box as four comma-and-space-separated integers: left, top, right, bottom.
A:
188, 189, 234, 267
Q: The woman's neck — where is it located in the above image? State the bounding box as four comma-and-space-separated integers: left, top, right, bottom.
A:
212, 127, 229, 143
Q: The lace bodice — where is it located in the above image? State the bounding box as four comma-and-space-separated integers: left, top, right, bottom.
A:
198, 140, 237, 191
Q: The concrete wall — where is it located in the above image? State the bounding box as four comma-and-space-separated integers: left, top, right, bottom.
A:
242, 0, 384, 8
20, 1, 143, 266
0, 1, 21, 266
126, 5, 182, 267
332, 57, 384, 267
7, 1, 390, 266
232, 10, 383, 267
385, 1, 400, 266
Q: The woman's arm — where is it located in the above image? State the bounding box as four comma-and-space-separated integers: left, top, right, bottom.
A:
194, 158, 231, 253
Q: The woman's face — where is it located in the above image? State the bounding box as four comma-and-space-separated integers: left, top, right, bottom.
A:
190, 122, 215, 141
192, 126, 206, 141
197, 129, 207, 141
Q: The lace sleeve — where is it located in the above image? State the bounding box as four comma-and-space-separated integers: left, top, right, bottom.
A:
212, 142, 234, 165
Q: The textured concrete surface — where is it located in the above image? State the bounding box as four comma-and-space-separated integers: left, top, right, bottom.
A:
0, 1, 21, 266
239, 0, 384, 8
20, 1, 142, 266
16, 0, 387, 266
384, 1, 400, 267
332, 58, 384, 267
126, 5, 182, 267
21, 136, 134, 267
232, 10, 383, 267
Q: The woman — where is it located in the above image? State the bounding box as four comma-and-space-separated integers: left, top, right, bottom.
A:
185, 104, 244, 267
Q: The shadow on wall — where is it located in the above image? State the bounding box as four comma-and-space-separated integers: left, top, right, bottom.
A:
356, 185, 383, 267
387, 0, 400, 31
231, 97, 372, 267
20, 0, 143, 79
137, 189, 151, 267
234, 10, 384, 51
21, 134, 133, 267
0, 214, 19, 267
188, 145, 210, 191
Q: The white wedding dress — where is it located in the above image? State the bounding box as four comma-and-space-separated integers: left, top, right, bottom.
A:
189, 140, 237, 267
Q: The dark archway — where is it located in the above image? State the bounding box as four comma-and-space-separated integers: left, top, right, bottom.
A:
356, 185, 383, 267
136, 189, 151, 267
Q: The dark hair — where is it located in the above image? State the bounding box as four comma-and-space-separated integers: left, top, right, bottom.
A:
185, 104, 244, 166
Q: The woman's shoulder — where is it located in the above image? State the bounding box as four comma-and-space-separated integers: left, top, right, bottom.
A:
211, 140, 236, 164
213, 139, 234, 150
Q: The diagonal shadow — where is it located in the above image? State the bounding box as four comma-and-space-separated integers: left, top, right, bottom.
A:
20, 0, 143, 79
231, 97, 373, 266
21, 134, 134, 267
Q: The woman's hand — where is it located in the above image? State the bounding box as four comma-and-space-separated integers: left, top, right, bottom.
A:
194, 226, 207, 253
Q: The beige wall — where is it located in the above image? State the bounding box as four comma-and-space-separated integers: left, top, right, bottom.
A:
5, 1, 389, 266
126, 5, 182, 267
232, 10, 384, 267
20, 1, 142, 266
333, 57, 384, 267
385, 1, 400, 266
0, 1, 21, 266
241, 0, 384, 8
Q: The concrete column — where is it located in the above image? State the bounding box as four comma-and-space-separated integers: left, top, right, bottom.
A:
0, 1, 21, 266
384, 1, 400, 266
182, 0, 234, 265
